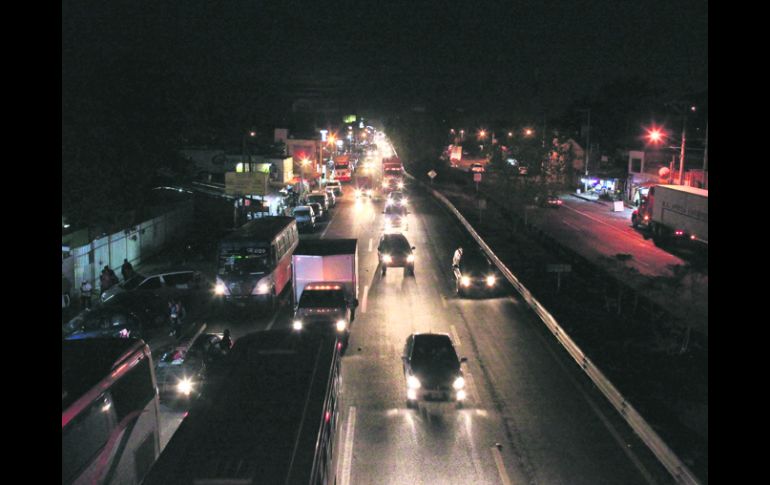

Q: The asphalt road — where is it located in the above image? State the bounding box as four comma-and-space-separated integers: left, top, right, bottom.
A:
156, 179, 675, 484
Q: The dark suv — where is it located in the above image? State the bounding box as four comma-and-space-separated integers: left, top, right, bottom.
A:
452, 246, 500, 297
402, 333, 467, 409
377, 233, 415, 276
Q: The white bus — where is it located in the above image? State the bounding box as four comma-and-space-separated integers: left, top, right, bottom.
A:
62, 338, 161, 485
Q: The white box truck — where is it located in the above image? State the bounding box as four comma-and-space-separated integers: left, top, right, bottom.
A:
291, 239, 359, 347
631, 184, 708, 245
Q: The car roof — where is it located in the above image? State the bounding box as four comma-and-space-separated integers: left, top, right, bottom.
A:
411, 333, 454, 347
382, 233, 409, 243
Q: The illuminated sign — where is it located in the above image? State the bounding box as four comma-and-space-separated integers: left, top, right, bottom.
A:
343, 114, 357, 123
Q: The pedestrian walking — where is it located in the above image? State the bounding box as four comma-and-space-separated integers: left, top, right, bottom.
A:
80, 280, 93, 310
121, 259, 134, 281
168, 298, 186, 338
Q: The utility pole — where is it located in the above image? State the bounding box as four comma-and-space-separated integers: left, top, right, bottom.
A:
678, 114, 687, 185
702, 121, 708, 173
578, 109, 591, 192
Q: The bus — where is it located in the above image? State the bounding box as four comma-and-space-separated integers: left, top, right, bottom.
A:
144, 330, 343, 485
333, 155, 352, 182
215, 216, 299, 308
62, 338, 161, 485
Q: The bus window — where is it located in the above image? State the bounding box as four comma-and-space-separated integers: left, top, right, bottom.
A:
111, 358, 155, 420
62, 395, 116, 483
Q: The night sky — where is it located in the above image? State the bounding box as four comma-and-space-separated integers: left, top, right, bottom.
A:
63, 0, 707, 125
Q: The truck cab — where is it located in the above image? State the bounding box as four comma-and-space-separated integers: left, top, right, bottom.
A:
293, 283, 358, 341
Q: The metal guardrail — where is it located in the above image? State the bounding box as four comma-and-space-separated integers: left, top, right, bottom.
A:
405, 170, 700, 485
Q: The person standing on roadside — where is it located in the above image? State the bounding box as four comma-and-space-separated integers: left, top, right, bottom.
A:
80, 279, 93, 310
121, 258, 134, 281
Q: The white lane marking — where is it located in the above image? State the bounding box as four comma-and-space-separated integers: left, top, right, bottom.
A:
361, 285, 369, 313
562, 219, 582, 232
340, 406, 357, 485
368, 238, 373, 252
265, 310, 279, 330
451, 324, 462, 347
461, 412, 487, 483
491, 445, 513, 485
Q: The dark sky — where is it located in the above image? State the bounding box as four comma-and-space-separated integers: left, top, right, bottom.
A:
63, 0, 708, 122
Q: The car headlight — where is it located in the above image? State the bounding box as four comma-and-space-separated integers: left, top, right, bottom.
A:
461, 276, 471, 287
401, 198, 408, 205
486, 275, 496, 286
456, 389, 467, 401
382, 254, 392, 263
407, 375, 421, 389
336, 319, 347, 332
397, 182, 404, 189
215, 283, 226, 295
407, 254, 415, 262
293, 320, 303, 331
453, 376, 465, 390
177, 378, 194, 396
382, 182, 388, 188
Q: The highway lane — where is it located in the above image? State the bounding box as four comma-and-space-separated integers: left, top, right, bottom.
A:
155, 179, 674, 484
333, 180, 673, 484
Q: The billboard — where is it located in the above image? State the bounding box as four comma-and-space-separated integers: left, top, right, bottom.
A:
225, 171, 269, 196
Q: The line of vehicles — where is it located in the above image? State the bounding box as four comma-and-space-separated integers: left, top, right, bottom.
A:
62, 150, 497, 485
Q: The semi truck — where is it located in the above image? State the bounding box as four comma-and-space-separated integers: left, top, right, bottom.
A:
291, 239, 359, 346
631, 184, 708, 246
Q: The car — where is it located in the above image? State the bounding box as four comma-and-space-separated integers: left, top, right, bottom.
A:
539, 193, 563, 208
386, 190, 407, 207
308, 192, 330, 213
293, 205, 316, 232
470, 162, 485, 173
154, 332, 227, 404
325, 181, 343, 196
382, 204, 409, 232
324, 188, 337, 207
63, 305, 159, 341
382, 177, 403, 194
377, 233, 415, 276
452, 246, 500, 297
308, 202, 325, 221
100, 270, 203, 303
402, 333, 467, 409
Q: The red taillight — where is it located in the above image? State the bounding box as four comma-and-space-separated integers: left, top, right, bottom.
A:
337, 342, 342, 351
325, 411, 331, 422
675, 230, 684, 236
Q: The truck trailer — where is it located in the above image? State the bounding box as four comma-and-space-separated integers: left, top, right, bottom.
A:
631, 184, 708, 246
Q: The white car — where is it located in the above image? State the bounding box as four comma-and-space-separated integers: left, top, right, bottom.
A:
293, 205, 316, 231
101, 270, 202, 302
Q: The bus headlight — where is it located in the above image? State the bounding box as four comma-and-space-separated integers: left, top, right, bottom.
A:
293, 320, 303, 331
336, 319, 347, 332
486, 275, 496, 286
253, 277, 272, 295
453, 376, 465, 390
382, 254, 392, 263
407, 254, 415, 262
397, 182, 404, 189
461, 276, 471, 287
456, 390, 467, 401
177, 378, 194, 396
407, 375, 421, 389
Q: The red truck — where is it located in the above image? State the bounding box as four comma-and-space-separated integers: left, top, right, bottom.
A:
382, 156, 403, 178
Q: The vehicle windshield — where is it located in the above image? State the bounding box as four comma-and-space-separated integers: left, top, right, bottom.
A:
299, 289, 347, 308
121, 273, 146, 290
294, 208, 310, 216
412, 336, 458, 367
383, 235, 410, 252
218, 249, 270, 274
309, 195, 325, 204
385, 205, 406, 215
461, 252, 491, 273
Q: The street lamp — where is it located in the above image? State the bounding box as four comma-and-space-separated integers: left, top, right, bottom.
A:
242, 130, 257, 167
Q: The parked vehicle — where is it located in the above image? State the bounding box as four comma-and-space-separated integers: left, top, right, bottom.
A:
334, 155, 352, 182
631, 184, 708, 246
452, 246, 500, 297
63, 304, 162, 341
100, 270, 203, 303
154, 332, 227, 404
293, 205, 316, 232
308, 202, 325, 221
539, 193, 563, 208
325, 187, 337, 207
470, 162, 485, 173
308, 191, 331, 213
325, 180, 343, 196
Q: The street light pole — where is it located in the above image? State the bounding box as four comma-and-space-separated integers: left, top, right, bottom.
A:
678, 114, 687, 185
